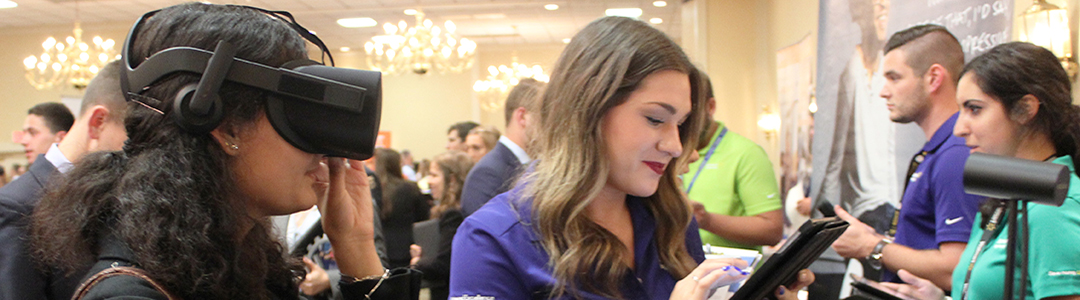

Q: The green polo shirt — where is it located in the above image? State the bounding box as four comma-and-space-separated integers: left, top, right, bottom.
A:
951, 156, 1080, 300
683, 122, 781, 250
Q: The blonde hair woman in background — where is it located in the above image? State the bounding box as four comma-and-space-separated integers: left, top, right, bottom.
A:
449, 16, 812, 300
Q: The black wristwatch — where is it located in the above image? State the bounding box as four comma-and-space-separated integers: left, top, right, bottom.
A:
866, 238, 892, 269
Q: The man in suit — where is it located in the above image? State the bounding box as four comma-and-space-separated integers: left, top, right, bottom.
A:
445, 121, 479, 152
0, 60, 129, 300
17, 103, 74, 165
460, 78, 544, 217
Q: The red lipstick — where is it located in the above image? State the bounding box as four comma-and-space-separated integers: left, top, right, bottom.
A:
644, 162, 665, 175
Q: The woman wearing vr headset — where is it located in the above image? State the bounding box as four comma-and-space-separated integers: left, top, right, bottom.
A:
29, 3, 414, 300
448, 16, 812, 300
872, 42, 1080, 300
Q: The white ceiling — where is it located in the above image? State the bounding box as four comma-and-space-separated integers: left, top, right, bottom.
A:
0, 0, 682, 52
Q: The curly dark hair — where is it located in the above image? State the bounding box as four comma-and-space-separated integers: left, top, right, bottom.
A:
30, 3, 310, 299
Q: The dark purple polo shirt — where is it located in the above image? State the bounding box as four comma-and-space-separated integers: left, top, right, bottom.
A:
885, 113, 983, 283
450, 185, 706, 299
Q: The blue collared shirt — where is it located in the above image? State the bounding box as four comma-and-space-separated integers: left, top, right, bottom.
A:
885, 113, 983, 283
450, 186, 706, 299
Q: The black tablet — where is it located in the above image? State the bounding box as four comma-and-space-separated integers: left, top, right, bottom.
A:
729, 217, 849, 300
850, 275, 906, 300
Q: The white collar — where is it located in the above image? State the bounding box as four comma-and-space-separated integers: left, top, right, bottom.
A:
499, 136, 530, 164
44, 143, 73, 174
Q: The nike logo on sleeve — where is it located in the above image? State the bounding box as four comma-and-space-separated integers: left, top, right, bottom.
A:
945, 217, 964, 225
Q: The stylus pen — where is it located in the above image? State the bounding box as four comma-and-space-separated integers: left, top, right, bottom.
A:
722, 265, 750, 276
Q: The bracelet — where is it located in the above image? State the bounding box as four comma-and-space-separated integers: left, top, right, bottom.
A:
341, 268, 390, 300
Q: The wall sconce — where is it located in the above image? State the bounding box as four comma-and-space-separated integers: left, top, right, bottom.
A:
1018, 0, 1076, 77
758, 104, 781, 141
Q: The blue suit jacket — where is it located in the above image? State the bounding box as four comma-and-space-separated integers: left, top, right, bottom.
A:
0, 155, 82, 300
461, 143, 522, 217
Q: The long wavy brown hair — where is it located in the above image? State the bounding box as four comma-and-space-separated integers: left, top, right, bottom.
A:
429, 151, 473, 218
374, 148, 405, 218
523, 16, 707, 299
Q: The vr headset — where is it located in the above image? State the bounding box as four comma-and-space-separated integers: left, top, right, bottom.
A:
120, 5, 382, 160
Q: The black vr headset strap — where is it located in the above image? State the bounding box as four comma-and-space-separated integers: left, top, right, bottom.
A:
120, 5, 335, 106
120, 8, 154, 109
230, 5, 335, 66
126, 47, 367, 112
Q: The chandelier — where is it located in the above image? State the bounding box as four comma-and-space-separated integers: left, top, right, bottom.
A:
22, 1, 118, 90
472, 58, 549, 112
364, 10, 476, 75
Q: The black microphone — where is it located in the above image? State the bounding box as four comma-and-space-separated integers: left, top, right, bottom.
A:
963, 152, 1070, 206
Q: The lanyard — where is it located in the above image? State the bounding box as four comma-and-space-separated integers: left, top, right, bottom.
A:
686, 127, 727, 193
960, 204, 1006, 300
890, 150, 928, 236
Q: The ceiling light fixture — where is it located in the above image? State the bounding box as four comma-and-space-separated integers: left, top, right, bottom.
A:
473, 57, 550, 112
364, 9, 476, 75
649, 18, 663, 24
337, 17, 377, 28
653, 1, 667, 7
404, 9, 417, 15
544, 4, 559, 10
340, 47, 350, 52
562, 38, 571, 44
0, 1, 17, 9
605, 8, 643, 18
22, 0, 117, 90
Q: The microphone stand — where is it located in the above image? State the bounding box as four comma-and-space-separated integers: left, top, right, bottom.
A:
1020, 201, 1029, 300
1002, 199, 1031, 300
1003, 200, 1017, 300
